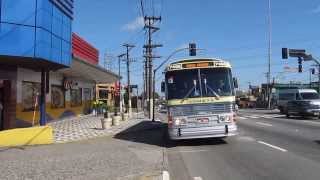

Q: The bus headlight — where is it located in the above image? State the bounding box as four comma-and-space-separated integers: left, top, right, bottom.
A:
219, 114, 233, 123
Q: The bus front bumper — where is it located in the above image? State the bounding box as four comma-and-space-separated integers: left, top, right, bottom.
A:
168, 124, 237, 140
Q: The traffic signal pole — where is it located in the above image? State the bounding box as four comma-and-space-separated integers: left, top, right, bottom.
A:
282, 48, 320, 93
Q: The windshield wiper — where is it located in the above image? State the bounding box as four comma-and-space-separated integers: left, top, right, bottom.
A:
181, 80, 199, 103
181, 86, 196, 103
205, 85, 220, 99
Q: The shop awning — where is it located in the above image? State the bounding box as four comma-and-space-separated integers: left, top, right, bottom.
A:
59, 56, 120, 83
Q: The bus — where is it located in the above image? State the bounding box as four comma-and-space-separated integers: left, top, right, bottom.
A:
161, 58, 238, 140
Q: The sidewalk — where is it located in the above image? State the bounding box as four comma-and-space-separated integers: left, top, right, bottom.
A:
49, 112, 146, 143
0, 113, 168, 180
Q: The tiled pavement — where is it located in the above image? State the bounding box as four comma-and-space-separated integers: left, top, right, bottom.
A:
49, 112, 146, 143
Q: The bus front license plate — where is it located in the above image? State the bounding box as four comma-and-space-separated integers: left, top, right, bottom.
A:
197, 118, 209, 123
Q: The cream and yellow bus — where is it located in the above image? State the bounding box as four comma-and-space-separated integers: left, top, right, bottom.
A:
162, 58, 238, 140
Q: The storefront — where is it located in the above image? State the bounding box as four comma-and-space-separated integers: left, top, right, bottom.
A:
15, 56, 119, 128
0, 0, 74, 129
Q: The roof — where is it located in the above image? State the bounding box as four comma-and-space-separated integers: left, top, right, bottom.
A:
59, 56, 120, 84
171, 57, 228, 64
165, 57, 231, 71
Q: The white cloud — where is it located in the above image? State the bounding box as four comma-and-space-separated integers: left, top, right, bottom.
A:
121, 17, 144, 31
311, 5, 320, 14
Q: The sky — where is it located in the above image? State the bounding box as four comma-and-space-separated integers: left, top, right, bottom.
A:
73, 0, 320, 93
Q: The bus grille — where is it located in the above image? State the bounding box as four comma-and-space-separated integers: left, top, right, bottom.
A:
169, 102, 233, 116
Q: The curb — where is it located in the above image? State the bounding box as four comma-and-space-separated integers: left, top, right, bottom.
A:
0, 126, 53, 147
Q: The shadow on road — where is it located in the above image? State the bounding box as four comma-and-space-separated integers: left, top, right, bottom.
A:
114, 121, 227, 148
114, 121, 167, 147
315, 140, 320, 145
170, 138, 227, 147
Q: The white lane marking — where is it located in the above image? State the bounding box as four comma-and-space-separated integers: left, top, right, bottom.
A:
162, 171, 170, 180
256, 122, 273, 127
248, 116, 260, 119
194, 177, 203, 180
302, 121, 320, 125
179, 149, 210, 153
238, 116, 247, 120
258, 141, 288, 152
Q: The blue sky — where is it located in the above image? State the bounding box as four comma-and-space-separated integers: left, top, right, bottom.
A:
73, 0, 320, 92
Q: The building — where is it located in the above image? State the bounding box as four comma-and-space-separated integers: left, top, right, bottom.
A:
0, 1, 119, 130
96, 83, 116, 106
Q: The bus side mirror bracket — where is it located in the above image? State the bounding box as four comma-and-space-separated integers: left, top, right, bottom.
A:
161, 81, 165, 92
233, 78, 238, 89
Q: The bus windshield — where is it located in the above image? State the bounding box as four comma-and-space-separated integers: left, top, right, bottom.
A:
166, 68, 233, 100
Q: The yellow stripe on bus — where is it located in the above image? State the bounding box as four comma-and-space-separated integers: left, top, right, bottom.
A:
167, 96, 235, 106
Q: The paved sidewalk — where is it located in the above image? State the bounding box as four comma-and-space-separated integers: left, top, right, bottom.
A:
50, 112, 146, 143
0, 119, 167, 180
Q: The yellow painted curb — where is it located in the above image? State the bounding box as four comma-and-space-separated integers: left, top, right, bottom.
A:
0, 126, 53, 147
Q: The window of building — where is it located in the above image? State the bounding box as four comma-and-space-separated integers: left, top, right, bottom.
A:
22, 81, 40, 111
70, 88, 82, 107
99, 89, 108, 99
51, 85, 65, 108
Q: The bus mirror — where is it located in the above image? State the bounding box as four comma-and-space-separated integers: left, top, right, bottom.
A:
161, 81, 165, 92
233, 78, 239, 88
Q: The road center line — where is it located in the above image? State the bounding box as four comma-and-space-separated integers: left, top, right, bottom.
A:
256, 122, 273, 127
258, 141, 287, 152
194, 177, 203, 180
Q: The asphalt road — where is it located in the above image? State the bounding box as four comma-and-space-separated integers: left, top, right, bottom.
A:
158, 109, 320, 180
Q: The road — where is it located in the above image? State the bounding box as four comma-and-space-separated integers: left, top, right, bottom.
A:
159, 109, 320, 180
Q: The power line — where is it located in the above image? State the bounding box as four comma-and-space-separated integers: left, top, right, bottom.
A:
140, 0, 145, 17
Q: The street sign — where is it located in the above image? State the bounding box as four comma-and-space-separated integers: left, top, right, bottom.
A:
288, 49, 306, 58
130, 85, 138, 89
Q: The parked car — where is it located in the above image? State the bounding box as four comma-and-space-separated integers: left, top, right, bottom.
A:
285, 89, 320, 118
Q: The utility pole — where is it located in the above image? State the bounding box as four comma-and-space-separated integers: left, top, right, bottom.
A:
267, 0, 272, 109
117, 54, 126, 115
123, 44, 135, 116
143, 15, 162, 120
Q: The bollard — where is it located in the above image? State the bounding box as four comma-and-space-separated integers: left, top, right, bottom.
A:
100, 118, 106, 130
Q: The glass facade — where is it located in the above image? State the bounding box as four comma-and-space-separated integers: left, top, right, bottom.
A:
0, 0, 73, 67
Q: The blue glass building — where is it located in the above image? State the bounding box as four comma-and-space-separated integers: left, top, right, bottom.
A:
0, 0, 73, 68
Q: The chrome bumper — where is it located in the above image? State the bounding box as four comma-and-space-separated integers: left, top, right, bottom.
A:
168, 124, 237, 140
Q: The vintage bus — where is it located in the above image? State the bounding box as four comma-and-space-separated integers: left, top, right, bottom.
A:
162, 58, 238, 140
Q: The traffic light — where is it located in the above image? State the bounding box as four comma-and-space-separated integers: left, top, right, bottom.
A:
189, 43, 196, 56
282, 48, 288, 59
298, 58, 303, 73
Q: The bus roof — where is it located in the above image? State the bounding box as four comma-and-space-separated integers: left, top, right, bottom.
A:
165, 57, 231, 71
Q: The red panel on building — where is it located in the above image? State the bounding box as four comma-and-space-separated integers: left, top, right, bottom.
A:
72, 33, 99, 65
